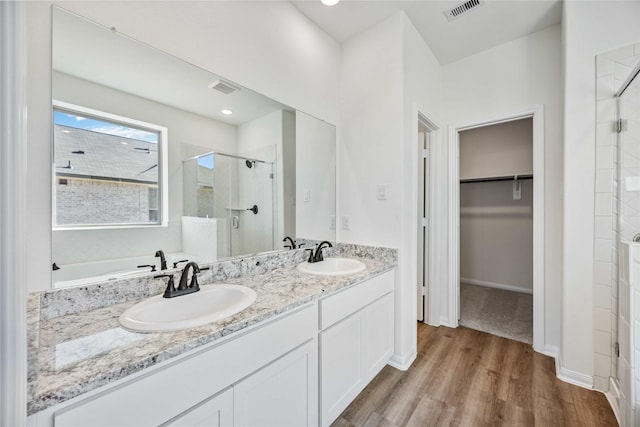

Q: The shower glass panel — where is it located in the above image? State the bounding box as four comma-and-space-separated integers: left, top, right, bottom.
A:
616, 60, 640, 401
183, 152, 275, 260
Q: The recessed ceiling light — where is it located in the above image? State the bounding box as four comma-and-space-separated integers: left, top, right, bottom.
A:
221, 109, 233, 115
62, 130, 71, 133
321, 0, 340, 5
120, 141, 128, 145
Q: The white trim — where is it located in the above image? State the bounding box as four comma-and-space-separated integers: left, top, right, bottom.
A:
542, 344, 560, 359
388, 351, 417, 371
460, 278, 533, 295
606, 377, 621, 426
412, 105, 442, 327
0, 2, 28, 425
556, 355, 594, 389
448, 124, 460, 328
447, 106, 545, 352
52, 100, 169, 228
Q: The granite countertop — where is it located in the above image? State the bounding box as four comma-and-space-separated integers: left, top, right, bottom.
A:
27, 253, 395, 415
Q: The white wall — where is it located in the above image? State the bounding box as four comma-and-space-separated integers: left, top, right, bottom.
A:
563, 0, 640, 388
295, 111, 336, 241
339, 11, 444, 366
443, 24, 563, 353
51, 72, 237, 267
25, 1, 340, 292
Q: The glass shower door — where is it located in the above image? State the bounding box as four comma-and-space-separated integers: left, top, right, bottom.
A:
212, 154, 275, 258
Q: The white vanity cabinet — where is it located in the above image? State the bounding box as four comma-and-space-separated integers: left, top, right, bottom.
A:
319, 270, 394, 427
163, 387, 234, 427
30, 304, 318, 427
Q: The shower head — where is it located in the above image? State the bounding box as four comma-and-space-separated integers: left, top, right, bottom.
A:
245, 160, 255, 168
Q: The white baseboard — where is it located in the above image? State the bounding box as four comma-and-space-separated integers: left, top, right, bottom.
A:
606, 377, 621, 426
388, 351, 417, 371
460, 278, 533, 295
555, 355, 594, 389
540, 344, 559, 359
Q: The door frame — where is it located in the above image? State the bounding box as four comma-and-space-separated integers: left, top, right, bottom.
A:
0, 1, 28, 425
447, 106, 545, 352
414, 108, 442, 326
417, 119, 430, 322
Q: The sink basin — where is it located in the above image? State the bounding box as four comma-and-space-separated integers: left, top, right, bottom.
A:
297, 257, 366, 276
119, 284, 257, 332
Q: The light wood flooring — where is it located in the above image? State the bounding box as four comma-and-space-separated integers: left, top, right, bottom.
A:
332, 323, 617, 427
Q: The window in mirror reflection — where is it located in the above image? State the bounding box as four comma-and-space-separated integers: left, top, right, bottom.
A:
53, 101, 167, 227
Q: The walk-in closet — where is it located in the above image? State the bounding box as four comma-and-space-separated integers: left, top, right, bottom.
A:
458, 118, 534, 344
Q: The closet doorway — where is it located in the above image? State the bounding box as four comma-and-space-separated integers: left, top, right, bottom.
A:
459, 118, 533, 343
448, 108, 544, 351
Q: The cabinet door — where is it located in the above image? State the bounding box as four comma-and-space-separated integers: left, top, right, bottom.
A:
320, 313, 362, 427
234, 339, 317, 427
361, 292, 394, 383
162, 387, 233, 427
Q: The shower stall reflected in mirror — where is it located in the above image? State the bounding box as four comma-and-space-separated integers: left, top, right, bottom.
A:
183, 152, 275, 260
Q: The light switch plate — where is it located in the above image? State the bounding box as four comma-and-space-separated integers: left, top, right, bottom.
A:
342, 215, 351, 230
377, 184, 388, 200
303, 189, 311, 202
329, 215, 335, 230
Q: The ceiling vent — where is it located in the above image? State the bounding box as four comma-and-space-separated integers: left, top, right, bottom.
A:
443, 0, 485, 22
208, 79, 241, 95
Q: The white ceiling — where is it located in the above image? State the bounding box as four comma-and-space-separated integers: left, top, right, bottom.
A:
53, 7, 289, 126
291, 0, 562, 64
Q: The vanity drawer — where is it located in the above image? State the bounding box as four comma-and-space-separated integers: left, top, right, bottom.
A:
319, 270, 394, 330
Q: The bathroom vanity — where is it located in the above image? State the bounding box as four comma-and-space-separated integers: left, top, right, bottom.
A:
26, 245, 396, 427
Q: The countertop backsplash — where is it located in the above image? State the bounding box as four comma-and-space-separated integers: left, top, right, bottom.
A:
33, 242, 397, 321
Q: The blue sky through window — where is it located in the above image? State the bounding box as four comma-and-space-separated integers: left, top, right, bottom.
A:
197, 155, 214, 169
54, 110, 158, 143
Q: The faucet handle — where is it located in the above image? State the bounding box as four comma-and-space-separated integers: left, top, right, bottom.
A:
304, 248, 314, 263
189, 267, 209, 290
172, 259, 189, 269
155, 274, 176, 298
137, 264, 157, 272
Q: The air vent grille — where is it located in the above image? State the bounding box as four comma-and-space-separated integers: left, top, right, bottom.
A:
208, 79, 241, 95
444, 0, 485, 21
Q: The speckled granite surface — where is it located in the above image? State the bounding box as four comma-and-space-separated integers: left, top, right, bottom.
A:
27, 245, 396, 415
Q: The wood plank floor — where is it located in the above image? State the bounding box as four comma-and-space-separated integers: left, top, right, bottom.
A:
332, 323, 617, 427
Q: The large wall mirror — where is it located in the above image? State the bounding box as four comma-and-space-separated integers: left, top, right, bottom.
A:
51, 6, 336, 288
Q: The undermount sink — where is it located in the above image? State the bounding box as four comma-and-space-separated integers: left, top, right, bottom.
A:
296, 257, 366, 276
119, 284, 257, 332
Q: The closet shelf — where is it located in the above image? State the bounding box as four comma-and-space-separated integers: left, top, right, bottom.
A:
460, 174, 533, 184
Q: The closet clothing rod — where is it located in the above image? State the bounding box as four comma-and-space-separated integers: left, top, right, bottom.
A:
460, 174, 533, 184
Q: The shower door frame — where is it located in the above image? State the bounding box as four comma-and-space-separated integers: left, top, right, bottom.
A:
613, 58, 640, 390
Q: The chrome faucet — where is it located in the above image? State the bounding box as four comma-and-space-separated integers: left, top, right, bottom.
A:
155, 250, 167, 270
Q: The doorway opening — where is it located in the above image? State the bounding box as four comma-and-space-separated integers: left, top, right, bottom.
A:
458, 118, 533, 344
448, 108, 545, 352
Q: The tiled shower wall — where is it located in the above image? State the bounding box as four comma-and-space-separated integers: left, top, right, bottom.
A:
594, 43, 640, 393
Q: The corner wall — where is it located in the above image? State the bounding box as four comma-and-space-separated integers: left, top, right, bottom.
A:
339, 11, 444, 366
